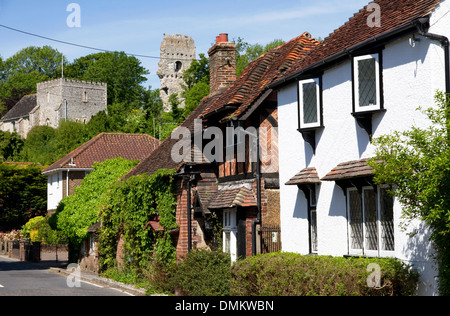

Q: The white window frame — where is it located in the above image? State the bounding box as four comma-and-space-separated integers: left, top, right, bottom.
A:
353, 53, 382, 113
223, 208, 238, 262
298, 78, 321, 129
347, 186, 395, 258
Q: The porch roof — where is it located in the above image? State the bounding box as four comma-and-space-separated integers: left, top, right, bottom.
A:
286, 167, 321, 186
208, 186, 256, 210
321, 159, 378, 181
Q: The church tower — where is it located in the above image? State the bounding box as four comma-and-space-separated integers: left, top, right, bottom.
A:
157, 34, 196, 112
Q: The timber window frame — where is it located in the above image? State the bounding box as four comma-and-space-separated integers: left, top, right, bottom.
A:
223, 208, 238, 262
347, 185, 395, 258
298, 77, 322, 130
352, 53, 383, 113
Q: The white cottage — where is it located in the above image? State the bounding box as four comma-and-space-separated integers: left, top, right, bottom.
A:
270, 0, 449, 296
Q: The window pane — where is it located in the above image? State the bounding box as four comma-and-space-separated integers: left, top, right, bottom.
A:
349, 190, 363, 250
358, 58, 377, 107
303, 82, 318, 124
311, 208, 318, 253
224, 232, 231, 253
364, 189, 378, 251
380, 188, 395, 251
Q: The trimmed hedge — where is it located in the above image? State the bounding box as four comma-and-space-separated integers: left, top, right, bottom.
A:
230, 252, 419, 296
169, 249, 231, 296
161, 251, 419, 296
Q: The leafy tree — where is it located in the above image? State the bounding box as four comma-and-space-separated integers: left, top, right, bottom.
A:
55, 120, 91, 157
181, 54, 210, 119
65, 51, 149, 106
235, 38, 285, 77
20, 126, 58, 165
0, 46, 65, 114
0, 162, 47, 231
3, 46, 65, 78
183, 53, 209, 90
369, 91, 450, 295
0, 131, 24, 161
169, 93, 182, 123
142, 86, 164, 119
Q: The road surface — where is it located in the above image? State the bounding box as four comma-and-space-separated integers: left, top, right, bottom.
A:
0, 255, 135, 296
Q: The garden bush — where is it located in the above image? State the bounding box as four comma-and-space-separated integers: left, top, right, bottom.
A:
168, 249, 231, 296
21, 216, 67, 244
230, 252, 419, 296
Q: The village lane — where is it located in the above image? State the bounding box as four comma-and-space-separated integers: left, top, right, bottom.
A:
0, 255, 133, 296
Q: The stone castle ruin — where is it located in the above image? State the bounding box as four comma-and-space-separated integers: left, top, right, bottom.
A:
157, 34, 196, 112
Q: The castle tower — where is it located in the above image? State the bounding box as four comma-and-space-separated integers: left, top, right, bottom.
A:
0, 78, 107, 138
35, 78, 107, 129
157, 34, 196, 112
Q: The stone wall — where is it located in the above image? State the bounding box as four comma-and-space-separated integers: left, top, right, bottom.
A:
36, 78, 107, 128
157, 34, 196, 111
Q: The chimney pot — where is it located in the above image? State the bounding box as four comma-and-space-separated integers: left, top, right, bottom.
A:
208, 33, 236, 95
216, 33, 229, 43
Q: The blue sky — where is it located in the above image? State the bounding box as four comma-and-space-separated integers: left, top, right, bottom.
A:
0, 0, 369, 89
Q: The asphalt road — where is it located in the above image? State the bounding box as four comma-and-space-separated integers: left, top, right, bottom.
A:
0, 255, 134, 296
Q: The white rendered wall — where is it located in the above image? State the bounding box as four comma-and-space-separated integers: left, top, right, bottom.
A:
278, 18, 448, 294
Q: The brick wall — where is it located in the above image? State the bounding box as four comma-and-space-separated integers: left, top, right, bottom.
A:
208, 36, 236, 96
62, 171, 86, 197
175, 171, 219, 261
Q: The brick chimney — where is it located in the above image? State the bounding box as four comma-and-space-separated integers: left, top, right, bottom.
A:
208, 33, 236, 95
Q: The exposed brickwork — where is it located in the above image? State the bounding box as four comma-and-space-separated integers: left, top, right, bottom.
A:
208, 34, 236, 96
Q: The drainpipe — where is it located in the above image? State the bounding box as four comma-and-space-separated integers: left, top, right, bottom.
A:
66, 169, 70, 198
251, 129, 261, 256
416, 18, 450, 143
416, 18, 450, 95
186, 175, 192, 254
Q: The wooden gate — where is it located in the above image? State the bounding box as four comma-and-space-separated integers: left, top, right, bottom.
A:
261, 225, 282, 254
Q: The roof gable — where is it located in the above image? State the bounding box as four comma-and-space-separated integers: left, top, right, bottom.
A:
122, 93, 217, 179
42, 133, 161, 173
200, 33, 319, 120
274, 0, 441, 84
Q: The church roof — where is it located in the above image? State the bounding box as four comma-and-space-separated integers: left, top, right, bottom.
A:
0, 94, 37, 122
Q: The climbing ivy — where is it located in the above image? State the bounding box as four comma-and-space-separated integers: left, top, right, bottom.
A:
98, 169, 177, 272
54, 158, 138, 254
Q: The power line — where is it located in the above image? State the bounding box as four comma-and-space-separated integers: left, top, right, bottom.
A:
0, 24, 197, 61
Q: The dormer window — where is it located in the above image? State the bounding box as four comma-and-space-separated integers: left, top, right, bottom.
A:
353, 53, 382, 113
298, 78, 322, 130
297, 77, 323, 153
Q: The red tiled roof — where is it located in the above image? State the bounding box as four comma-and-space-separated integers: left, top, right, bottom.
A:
42, 133, 161, 173
200, 32, 319, 120
275, 0, 441, 83
321, 159, 380, 181
122, 94, 217, 179
286, 167, 321, 186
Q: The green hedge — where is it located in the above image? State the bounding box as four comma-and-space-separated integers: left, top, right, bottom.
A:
230, 252, 419, 296
168, 249, 231, 296
161, 251, 419, 296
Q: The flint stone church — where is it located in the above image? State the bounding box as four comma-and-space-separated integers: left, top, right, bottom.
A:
0, 78, 107, 138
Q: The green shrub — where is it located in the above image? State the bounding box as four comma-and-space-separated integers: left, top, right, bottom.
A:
230, 252, 419, 296
169, 249, 231, 296
21, 216, 68, 245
